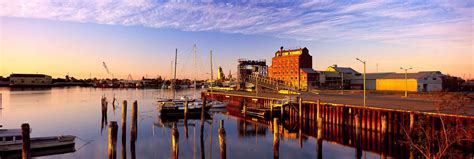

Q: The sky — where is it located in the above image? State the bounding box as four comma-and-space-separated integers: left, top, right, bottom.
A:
0, 0, 472, 80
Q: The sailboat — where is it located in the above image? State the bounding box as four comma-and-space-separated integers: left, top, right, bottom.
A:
159, 47, 211, 116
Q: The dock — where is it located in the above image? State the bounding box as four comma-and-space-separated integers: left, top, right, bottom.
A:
202, 90, 474, 134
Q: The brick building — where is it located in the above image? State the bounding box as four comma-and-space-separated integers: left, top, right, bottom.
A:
268, 47, 318, 90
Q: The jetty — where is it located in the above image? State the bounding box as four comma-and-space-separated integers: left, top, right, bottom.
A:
202, 90, 473, 133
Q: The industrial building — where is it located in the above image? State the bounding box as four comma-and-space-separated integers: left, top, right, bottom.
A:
319, 64, 360, 89
268, 47, 318, 90
9, 74, 52, 86
237, 59, 268, 88
351, 71, 445, 92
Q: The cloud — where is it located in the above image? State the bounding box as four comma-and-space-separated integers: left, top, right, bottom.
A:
0, 0, 472, 46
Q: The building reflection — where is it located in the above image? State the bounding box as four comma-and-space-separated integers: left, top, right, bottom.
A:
226, 109, 409, 159
237, 119, 267, 137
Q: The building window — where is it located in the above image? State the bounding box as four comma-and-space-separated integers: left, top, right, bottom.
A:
433, 78, 436, 80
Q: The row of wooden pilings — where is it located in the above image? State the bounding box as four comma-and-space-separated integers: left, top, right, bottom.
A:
205, 92, 473, 135
105, 96, 228, 159
204, 92, 473, 158
104, 98, 138, 159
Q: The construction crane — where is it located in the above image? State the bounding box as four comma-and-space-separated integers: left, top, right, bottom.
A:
102, 62, 114, 79
102, 62, 110, 74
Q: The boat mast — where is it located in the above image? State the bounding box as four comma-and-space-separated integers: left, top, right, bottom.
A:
210, 50, 214, 93
173, 49, 178, 99
193, 44, 197, 99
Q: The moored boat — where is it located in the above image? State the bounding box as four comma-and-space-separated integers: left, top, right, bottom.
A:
0, 129, 76, 157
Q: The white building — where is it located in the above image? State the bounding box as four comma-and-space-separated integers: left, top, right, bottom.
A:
9, 74, 52, 86
351, 71, 444, 92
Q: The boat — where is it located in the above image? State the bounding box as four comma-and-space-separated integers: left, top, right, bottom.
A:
159, 102, 212, 118
0, 129, 75, 157
209, 101, 228, 108
243, 107, 281, 119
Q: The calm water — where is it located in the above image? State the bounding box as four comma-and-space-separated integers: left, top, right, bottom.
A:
1, 87, 389, 159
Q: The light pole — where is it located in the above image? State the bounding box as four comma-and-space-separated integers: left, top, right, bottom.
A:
400, 67, 413, 98
356, 58, 366, 107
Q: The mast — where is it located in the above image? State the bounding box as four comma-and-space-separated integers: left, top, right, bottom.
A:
210, 50, 214, 93
193, 44, 197, 99
173, 49, 178, 99
174, 49, 178, 84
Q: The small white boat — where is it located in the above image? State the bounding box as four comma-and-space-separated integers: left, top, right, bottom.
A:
0, 129, 75, 156
209, 101, 228, 108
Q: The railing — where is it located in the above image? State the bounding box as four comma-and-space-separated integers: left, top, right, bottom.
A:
245, 74, 301, 93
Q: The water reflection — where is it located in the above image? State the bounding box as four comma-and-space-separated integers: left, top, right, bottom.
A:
101, 96, 108, 134
0, 88, 433, 158
171, 123, 179, 159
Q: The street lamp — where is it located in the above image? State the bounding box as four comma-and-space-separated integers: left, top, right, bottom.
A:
356, 58, 366, 107
400, 67, 413, 98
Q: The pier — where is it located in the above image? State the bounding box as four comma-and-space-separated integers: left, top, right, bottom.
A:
202, 91, 474, 134
204, 90, 474, 158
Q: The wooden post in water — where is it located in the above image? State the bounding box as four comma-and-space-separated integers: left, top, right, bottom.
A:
218, 120, 226, 159
243, 99, 247, 117
409, 112, 415, 131
273, 118, 280, 159
381, 115, 387, 134
298, 96, 302, 120
101, 96, 108, 133
355, 114, 361, 133
280, 99, 284, 119
200, 96, 206, 159
317, 99, 322, 126
108, 121, 118, 159
21, 123, 31, 159
316, 118, 323, 159
131, 101, 138, 141
121, 100, 127, 159
355, 113, 362, 159
171, 123, 179, 159
184, 98, 189, 116
270, 99, 273, 118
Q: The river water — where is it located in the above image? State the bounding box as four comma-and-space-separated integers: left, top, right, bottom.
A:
1, 87, 397, 159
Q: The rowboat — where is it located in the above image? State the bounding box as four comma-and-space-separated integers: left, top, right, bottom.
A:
0, 129, 75, 157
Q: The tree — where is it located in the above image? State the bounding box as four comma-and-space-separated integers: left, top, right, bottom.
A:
401, 93, 473, 158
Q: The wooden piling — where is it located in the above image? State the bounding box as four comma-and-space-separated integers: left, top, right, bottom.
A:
273, 118, 280, 159
21, 123, 31, 159
355, 114, 361, 133
131, 101, 138, 141
298, 96, 302, 120
108, 121, 118, 159
171, 123, 179, 159
381, 115, 387, 134
201, 96, 207, 119
218, 120, 226, 159
316, 99, 321, 119
121, 100, 127, 159
409, 112, 415, 131
184, 98, 189, 115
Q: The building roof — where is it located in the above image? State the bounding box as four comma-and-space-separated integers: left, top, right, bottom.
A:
10, 74, 51, 78
352, 72, 395, 80
274, 47, 308, 57
379, 71, 443, 79
319, 71, 340, 77
301, 68, 318, 74
353, 71, 444, 80
327, 65, 359, 74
